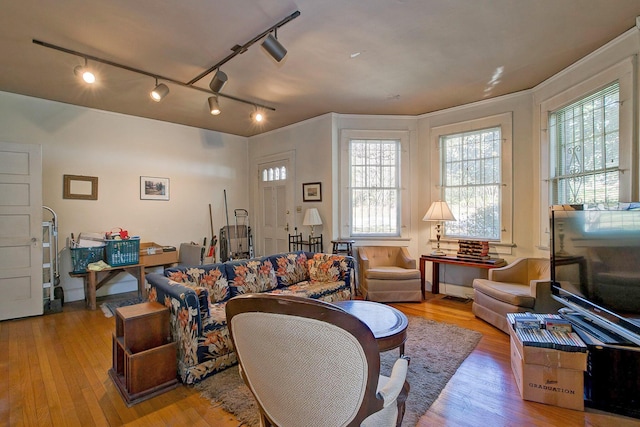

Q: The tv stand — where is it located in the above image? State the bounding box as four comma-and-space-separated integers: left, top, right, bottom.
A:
562, 312, 640, 419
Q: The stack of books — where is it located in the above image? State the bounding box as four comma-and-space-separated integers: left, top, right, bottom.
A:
457, 240, 490, 260
506, 312, 588, 353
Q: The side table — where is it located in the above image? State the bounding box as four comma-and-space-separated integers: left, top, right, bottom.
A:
331, 239, 355, 256
109, 302, 178, 406
420, 255, 506, 297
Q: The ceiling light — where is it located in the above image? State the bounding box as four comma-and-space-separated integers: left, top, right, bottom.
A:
208, 96, 221, 115
150, 80, 169, 102
251, 110, 265, 123
261, 31, 287, 62
209, 70, 227, 93
73, 59, 95, 84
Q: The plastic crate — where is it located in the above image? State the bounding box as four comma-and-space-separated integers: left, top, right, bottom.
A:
70, 246, 105, 274
105, 237, 140, 267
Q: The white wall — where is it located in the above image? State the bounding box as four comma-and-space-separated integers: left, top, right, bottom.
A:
0, 91, 249, 302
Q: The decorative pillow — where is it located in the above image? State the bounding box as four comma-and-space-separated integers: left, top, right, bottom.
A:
229, 258, 278, 295
307, 254, 341, 283
166, 265, 230, 303
272, 252, 309, 287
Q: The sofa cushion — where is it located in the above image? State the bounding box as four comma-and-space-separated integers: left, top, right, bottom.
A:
165, 264, 230, 303
365, 266, 420, 280
473, 279, 535, 308
307, 254, 341, 282
227, 257, 278, 295
271, 251, 309, 287
267, 279, 352, 302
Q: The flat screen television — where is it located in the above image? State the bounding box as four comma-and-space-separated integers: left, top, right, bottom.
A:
550, 203, 640, 346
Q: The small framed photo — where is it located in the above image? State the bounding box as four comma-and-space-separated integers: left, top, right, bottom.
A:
140, 176, 170, 201
302, 182, 322, 202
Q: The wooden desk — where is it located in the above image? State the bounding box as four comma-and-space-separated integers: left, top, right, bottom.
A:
420, 255, 506, 297
70, 264, 145, 310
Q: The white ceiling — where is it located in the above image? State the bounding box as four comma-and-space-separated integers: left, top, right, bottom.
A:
1, 0, 639, 137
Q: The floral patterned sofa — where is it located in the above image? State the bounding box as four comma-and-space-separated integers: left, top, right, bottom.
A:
146, 251, 355, 384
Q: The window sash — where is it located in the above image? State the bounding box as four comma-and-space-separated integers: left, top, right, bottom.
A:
549, 82, 620, 206
441, 126, 502, 240
349, 139, 401, 236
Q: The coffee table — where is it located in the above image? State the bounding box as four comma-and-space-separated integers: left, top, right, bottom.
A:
333, 300, 408, 355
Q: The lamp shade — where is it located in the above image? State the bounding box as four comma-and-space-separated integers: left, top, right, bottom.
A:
303, 208, 322, 226
422, 201, 456, 222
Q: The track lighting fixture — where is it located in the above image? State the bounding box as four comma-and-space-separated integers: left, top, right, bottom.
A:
209, 70, 228, 93
261, 30, 287, 62
208, 96, 221, 115
150, 79, 169, 102
73, 58, 95, 84
251, 109, 265, 123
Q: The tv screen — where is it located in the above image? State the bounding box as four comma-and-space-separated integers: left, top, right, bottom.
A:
550, 204, 640, 345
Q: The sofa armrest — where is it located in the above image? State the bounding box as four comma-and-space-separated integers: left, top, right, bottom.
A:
147, 273, 206, 372
397, 247, 417, 269
488, 258, 528, 284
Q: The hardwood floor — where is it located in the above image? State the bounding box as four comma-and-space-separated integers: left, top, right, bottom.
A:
2, 295, 639, 426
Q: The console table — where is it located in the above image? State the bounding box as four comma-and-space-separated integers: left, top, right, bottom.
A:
70, 264, 145, 310
420, 255, 506, 297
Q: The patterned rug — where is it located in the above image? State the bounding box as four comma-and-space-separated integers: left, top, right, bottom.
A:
196, 315, 482, 426
100, 296, 145, 317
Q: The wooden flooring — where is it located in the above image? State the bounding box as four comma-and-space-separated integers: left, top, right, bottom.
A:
2, 294, 639, 426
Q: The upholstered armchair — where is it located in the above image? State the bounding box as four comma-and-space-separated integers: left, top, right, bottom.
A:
226, 294, 410, 427
472, 257, 562, 333
358, 247, 422, 302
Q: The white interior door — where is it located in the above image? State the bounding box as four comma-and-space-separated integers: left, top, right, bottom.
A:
0, 142, 43, 320
258, 158, 293, 256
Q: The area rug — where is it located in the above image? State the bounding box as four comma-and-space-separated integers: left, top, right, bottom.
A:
196, 315, 483, 426
100, 296, 145, 317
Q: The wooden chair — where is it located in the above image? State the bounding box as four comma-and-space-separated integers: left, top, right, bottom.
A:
226, 294, 410, 427
288, 231, 303, 252
308, 234, 323, 252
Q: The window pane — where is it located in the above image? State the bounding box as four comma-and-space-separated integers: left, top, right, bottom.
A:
549, 82, 619, 205
350, 139, 400, 235
441, 127, 501, 240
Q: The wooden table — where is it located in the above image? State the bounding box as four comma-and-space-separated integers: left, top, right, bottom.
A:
420, 255, 506, 297
333, 300, 408, 355
70, 264, 145, 310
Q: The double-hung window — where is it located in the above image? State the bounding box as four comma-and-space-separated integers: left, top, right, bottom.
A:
340, 130, 410, 239
431, 113, 513, 247
548, 82, 620, 206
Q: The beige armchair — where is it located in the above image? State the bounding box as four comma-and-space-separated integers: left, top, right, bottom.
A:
226, 294, 410, 427
358, 247, 422, 302
472, 258, 562, 333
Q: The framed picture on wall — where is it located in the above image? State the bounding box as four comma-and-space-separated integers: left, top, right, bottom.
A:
140, 176, 170, 201
302, 182, 322, 202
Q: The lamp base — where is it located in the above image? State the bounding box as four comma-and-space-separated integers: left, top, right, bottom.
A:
430, 249, 447, 256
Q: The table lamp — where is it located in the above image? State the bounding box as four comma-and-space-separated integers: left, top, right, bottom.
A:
303, 208, 322, 237
422, 200, 456, 256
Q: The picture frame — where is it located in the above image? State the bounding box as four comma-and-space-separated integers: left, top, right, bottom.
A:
140, 176, 170, 201
302, 182, 322, 202
63, 174, 98, 200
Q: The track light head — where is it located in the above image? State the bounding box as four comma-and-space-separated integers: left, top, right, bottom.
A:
251, 110, 265, 123
209, 70, 228, 93
208, 96, 221, 115
73, 63, 95, 84
261, 33, 287, 62
150, 83, 169, 102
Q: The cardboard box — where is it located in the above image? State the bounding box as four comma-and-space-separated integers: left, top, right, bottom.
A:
509, 323, 587, 371
139, 242, 178, 267
511, 337, 584, 411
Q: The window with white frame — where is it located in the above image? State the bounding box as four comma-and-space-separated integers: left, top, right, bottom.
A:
441, 127, 502, 240
548, 82, 620, 206
431, 113, 513, 246
538, 58, 633, 248
340, 130, 411, 239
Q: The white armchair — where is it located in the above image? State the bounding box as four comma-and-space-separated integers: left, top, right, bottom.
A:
472, 258, 562, 333
226, 294, 410, 427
